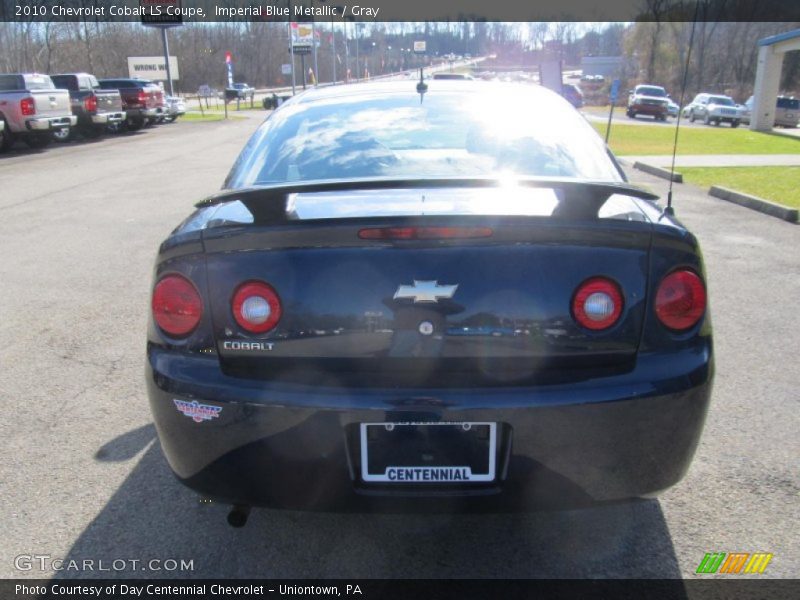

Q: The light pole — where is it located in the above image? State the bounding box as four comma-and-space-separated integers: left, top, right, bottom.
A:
343, 18, 351, 83
355, 23, 360, 82
312, 22, 318, 87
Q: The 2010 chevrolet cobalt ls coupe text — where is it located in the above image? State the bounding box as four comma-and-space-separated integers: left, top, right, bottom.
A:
146, 81, 713, 524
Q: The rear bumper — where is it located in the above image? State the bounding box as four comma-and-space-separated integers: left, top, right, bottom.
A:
91, 111, 125, 125
126, 107, 159, 119
147, 342, 713, 512
25, 115, 77, 131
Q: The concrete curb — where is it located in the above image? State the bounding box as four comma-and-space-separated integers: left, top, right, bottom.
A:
709, 186, 798, 223
632, 161, 683, 183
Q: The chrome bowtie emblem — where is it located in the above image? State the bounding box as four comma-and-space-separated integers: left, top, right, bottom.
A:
394, 280, 458, 303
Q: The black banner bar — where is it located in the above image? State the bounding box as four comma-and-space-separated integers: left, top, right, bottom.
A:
2, 579, 800, 600
1, 0, 799, 22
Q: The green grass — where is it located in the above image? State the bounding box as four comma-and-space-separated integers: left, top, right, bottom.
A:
592, 122, 800, 156
179, 113, 246, 122
680, 166, 800, 209
191, 103, 264, 113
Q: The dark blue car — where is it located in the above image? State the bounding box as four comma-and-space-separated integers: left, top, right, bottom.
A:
147, 81, 712, 525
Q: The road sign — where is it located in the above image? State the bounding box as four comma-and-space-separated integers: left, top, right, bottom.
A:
281, 64, 292, 76
413, 41, 426, 54
127, 56, 180, 80
291, 22, 314, 54
140, 0, 183, 27
610, 78, 621, 103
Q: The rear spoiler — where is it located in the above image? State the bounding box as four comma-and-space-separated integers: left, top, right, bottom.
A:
196, 178, 659, 223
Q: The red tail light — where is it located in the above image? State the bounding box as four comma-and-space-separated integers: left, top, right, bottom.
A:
20, 97, 35, 116
137, 91, 148, 105
358, 227, 493, 240
232, 281, 282, 333
655, 270, 706, 331
152, 274, 203, 337
84, 95, 97, 112
572, 277, 624, 331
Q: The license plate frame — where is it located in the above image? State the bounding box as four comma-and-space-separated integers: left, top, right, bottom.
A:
359, 421, 497, 483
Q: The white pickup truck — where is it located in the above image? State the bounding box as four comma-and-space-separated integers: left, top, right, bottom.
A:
0, 73, 77, 152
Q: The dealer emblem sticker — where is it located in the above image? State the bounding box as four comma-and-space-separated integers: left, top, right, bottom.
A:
173, 399, 222, 423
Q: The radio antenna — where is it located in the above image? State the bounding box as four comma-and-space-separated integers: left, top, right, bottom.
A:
666, 1, 701, 216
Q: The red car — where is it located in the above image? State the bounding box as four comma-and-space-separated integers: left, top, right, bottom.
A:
626, 84, 670, 121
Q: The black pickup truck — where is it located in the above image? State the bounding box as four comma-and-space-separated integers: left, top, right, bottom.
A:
50, 73, 125, 139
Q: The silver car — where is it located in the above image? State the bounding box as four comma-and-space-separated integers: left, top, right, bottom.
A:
682, 93, 745, 127
165, 96, 186, 122
741, 95, 799, 128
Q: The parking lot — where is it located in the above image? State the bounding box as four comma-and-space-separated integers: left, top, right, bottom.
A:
0, 114, 797, 579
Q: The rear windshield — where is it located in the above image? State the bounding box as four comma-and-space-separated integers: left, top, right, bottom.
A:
23, 74, 55, 90
777, 97, 799, 110
50, 75, 77, 91
0, 75, 22, 91
100, 80, 146, 89
226, 88, 621, 188
0, 75, 55, 91
636, 86, 666, 97
709, 96, 735, 106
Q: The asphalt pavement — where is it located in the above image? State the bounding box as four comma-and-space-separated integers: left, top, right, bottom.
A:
0, 114, 797, 580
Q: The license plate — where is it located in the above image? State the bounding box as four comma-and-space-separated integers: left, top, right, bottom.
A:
360, 422, 497, 483
787, 113, 795, 119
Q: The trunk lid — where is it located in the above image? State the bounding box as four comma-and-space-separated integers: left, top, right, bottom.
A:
30, 88, 71, 119
199, 185, 655, 385
95, 89, 123, 113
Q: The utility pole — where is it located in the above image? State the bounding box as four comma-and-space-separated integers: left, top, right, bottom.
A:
289, 21, 296, 95
312, 21, 319, 87
331, 20, 336, 84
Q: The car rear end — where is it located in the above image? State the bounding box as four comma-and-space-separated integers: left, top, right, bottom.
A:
99, 79, 160, 129
51, 74, 125, 135
91, 86, 125, 128
146, 83, 713, 512
165, 96, 186, 121
19, 74, 76, 136
775, 96, 799, 127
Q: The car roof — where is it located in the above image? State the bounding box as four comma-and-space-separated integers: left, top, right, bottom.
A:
287, 80, 563, 105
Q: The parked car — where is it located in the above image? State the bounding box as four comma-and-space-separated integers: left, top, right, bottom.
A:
0, 73, 76, 151
49, 73, 125, 140
97, 78, 164, 130
626, 84, 670, 120
146, 81, 713, 522
560, 83, 583, 108
741, 95, 799, 128
666, 98, 679, 118
164, 95, 186, 122
227, 83, 255, 101
682, 93, 745, 127
432, 73, 474, 80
